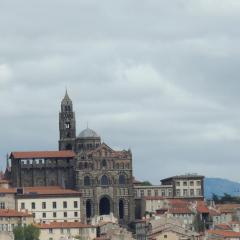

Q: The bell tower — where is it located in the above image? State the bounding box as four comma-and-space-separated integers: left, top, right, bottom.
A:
59, 90, 76, 151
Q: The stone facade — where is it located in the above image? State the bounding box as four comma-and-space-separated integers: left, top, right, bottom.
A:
9, 91, 135, 225
58, 91, 135, 225
10, 151, 75, 188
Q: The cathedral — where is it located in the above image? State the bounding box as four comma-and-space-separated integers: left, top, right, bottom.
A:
10, 91, 135, 225
59, 91, 135, 224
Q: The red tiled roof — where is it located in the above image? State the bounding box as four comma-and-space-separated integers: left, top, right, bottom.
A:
0, 188, 16, 193
208, 230, 240, 238
11, 150, 75, 159
19, 186, 80, 196
217, 204, 240, 213
0, 209, 32, 217
168, 207, 193, 214
209, 209, 220, 216
215, 224, 232, 230
38, 222, 94, 229
169, 199, 189, 208
197, 201, 209, 213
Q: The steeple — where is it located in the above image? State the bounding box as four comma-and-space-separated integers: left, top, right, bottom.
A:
59, 90, 76, 151
62, 89, 71, 103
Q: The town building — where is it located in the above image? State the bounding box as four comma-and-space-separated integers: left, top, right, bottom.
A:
16, 186, 81, 223
135, 215, 200, 240
0, 209, 33, 232
37, 221, 96, 240
161, 174, 204, 200
0, 187, 16, 210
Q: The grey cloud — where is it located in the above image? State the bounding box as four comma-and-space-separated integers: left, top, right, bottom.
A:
1, 0, 240, 183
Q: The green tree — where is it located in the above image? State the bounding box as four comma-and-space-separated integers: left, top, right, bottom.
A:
193, 213, 205, 233
13, 224, 40, 240
212, 193, 219, 203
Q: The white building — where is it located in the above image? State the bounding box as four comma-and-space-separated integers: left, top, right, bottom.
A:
37, 221, 96, 240
16, 186, 81, 223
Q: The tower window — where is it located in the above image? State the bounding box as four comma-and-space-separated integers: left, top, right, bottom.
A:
65, 122, 71, 129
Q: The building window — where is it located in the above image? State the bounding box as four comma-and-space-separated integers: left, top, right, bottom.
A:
42, 212, 46, 218
84, 176, 91, 186
64, 212, 67, 217
31, 202, 35, 209
74, 212, 78, 217
119, 175, 126, 185
164, 235, 167, 238
183, 181, 187, 186
53, 212, 57, 218
197, 189, 202, 196
183, 189, 188, 196
52, 202, 57, 209
176, 181, 180, 186
21, 202, 25, 209
147, 190, 151, 196
100, 175, 109, 186
190, 189, 194, 196
74, 201, 78, 208
176, 190, 180, 196
49, 228, 53, 234
63, 201, 67, 208
32, 213, 35, 218
197, 180, 201, 186
42, 202, 46, 209
154, 190, 158, 196
161, 190, 165, 197
0, 202, 5, 209
190, 181, 194, 186
140, 190, 144, 197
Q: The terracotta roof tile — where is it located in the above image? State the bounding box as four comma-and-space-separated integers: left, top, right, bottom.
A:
196, 201, 209, 213
38, 222, 94, 229
215, 224, 232, 230
0, 187, 16, 193
18, 186, 80, 196
0, 209, 32, 217
11, 150, 75, 159
208, 230, 240, 237
168, 207, 193, 214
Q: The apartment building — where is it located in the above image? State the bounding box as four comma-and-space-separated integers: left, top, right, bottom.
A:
37, 222, 96, 240
0, 209, 33, 232
16, 186, 81, 223
161, 174, 204, 199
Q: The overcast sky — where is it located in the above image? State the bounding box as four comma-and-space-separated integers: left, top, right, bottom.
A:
1, 0, 240, 183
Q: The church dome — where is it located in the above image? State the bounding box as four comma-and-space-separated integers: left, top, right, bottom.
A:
78, 128, 99, 138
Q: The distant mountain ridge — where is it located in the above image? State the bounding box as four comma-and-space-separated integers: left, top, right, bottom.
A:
204, 177, 240, 199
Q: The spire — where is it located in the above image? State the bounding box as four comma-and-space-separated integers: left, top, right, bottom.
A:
61, 89, 72, 104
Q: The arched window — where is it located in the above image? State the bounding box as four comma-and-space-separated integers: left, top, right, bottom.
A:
102, 159, 107, 168
101, 175, 109, 186
84, 162, 88, 169
84, 176, 91, 186
119, 175, 126, 185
